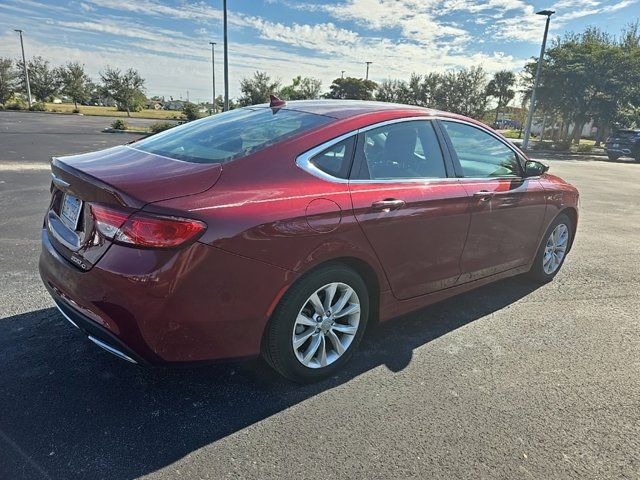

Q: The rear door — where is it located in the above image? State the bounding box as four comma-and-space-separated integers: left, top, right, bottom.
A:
349, 119, 471, 299
440, 120, 547, 282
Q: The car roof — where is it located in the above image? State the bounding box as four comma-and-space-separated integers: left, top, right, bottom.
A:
255, 99, 442, 120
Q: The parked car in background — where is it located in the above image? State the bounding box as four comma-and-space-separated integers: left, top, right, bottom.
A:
39, 99, 579, 382
604, 129, 640, 161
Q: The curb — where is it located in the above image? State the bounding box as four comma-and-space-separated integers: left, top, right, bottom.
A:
1, 109, 180, 121
524, 149, 608, 157
103, 128, 149, 135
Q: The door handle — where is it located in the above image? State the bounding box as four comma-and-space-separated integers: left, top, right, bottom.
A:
473, 190, 494, 202
371, 199, 406, 211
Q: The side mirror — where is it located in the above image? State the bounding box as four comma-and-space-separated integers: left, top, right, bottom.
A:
524, 160, 549, 177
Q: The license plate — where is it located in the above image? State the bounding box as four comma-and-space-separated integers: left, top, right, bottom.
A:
60, 193, 83, 230
613, 143, 619, 148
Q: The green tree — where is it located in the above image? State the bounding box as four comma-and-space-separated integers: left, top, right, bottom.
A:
59, 62, 91, 109
522, 23, 640, 144
377, 78, 406, 103
325, 77, 377, 100
17, 56, 61, 102
0, 57, 19, 105
376, 69, 488, 119
238, 71, 281, 106
182, 102, 201, 121
100, 67, 146, 116
280, 76, 322, 100
486, 70, 516, 125
435, 67, 488, 118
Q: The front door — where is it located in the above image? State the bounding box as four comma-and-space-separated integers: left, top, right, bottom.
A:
349, 119, 471, 299
440, 120, 547, 282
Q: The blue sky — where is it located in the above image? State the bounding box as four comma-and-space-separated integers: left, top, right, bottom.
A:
1, 0, 638, 101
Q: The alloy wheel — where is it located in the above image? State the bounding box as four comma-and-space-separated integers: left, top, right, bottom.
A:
543, 223, 569, 274
292, 282, 360, 369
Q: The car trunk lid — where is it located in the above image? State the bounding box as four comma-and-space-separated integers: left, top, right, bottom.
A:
46, 145, 222, 270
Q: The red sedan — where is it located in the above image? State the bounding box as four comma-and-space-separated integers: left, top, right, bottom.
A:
39, 99, 579, 382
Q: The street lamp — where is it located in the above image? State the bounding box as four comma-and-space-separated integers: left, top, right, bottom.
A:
209, 41, 217, 114
341, 70, 345, 79
365, 61, 372, 80
223, 0, 229, 111
522, 9, 555, 150
14, 29, 32, 107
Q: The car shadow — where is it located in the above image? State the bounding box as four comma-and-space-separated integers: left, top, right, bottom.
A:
0, 276, 540, 480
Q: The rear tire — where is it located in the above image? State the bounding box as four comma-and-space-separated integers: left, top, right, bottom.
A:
527, 213, 573, 283
263, 264, 369, 383
607, 153, 620, 161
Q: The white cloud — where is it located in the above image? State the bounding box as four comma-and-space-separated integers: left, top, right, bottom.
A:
0, 0, 533, 100
327, 0, 472, 44
492, 0, 638, 42
246, 20, 361, 52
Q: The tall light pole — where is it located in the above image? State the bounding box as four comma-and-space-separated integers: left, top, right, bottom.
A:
209, 41, 217, 113
341, 70, 345, 79
223, 0, 229, 111
14, 29, 32, 107
522, 10, 554, 150
365, 61, 372, 80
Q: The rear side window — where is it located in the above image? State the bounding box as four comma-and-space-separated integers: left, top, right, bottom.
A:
133, 107, 332, 164
310, 137, 355, 179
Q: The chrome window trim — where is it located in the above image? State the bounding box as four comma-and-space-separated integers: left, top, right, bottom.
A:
295, 115, 526, 184
295, 131, 356, 184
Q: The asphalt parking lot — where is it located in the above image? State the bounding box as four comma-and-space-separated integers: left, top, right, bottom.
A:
1, 111, 639, 479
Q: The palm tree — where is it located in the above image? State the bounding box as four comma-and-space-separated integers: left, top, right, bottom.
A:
486, 70, 516, 126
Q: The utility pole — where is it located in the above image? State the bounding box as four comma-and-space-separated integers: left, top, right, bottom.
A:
14, 29, 32, 107
341, 70, 345, 79
522, 10, 554, 150
365, 61, 372, 80
223, 0, 229, 111
209, 41, 217, 113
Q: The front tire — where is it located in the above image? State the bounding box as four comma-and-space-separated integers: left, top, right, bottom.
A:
263, 264, 369, 383
527, 213, 573, 283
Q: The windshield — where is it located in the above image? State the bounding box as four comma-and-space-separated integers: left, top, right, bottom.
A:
133, 107, 332, 164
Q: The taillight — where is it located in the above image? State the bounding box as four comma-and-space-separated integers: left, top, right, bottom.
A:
90, 204, 206, 248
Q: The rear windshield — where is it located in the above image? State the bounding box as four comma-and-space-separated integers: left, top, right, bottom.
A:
133, 107, 332, 164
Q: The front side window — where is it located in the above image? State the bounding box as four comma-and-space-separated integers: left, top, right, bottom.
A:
442, 121, 522, 178
310, 137, 355, 179
356, 121, 447, 180
133, 107, 332, 164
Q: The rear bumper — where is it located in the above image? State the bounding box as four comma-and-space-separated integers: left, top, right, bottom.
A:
52, 295, 147, 365
39, 229, 298, 364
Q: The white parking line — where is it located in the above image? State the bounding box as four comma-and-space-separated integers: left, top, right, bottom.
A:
0, 163, 51, 171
